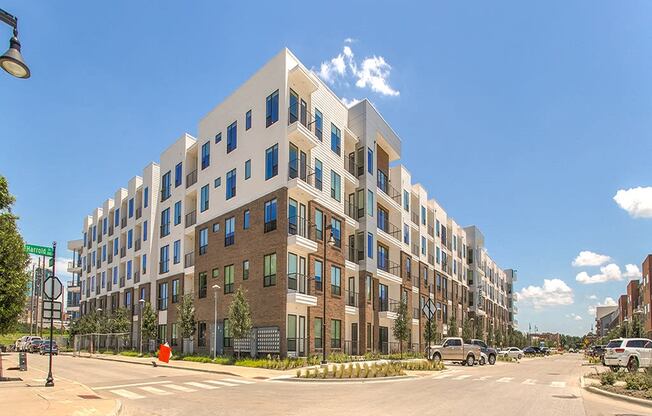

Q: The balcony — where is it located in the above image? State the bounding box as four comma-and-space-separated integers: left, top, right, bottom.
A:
136, 207, 142, 219
287, 273, 317, 306
287, 105, 321, 149
184, 251, 195, 268
377, 257, 402, 284
134, 270, 140, 284
108, 225, 114, 236
185, 210, 196, 228
107, 253, 113, 264
379, 297, 399, 319
120, 247, 126, 258
287, 216, 318, 253
346, 153, 363, 178
376, 170, 401, 206
135, 239, 141, 252
119, 275, 125, 288
411, 211, 419, 225
345, 290, 359, 307
377, 219, 401, 243
121, 217, 127, 228
345, 200, 363, 222
287, 160, 320, 200
186, 169, 197, 188
67, 261, 81, 273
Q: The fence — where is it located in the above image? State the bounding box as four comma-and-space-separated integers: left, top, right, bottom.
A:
73, 332, 131, 356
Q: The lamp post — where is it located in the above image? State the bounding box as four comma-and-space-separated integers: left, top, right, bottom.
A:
321, 224, 335, 365
139, 299, 145, 355
212, 284, 221, 360
0, 8, 30, 78
96, 308, 102, 354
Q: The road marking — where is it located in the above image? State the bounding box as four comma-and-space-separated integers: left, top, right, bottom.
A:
139, 386, 173, 396
163, 384, 197, 393
550, 381, 566, 388
496, 377, 513, 383
432, 372, 456, 379
453, 375, 471, 380
474, 376, 491, 381
185, 381, 220, 390
522, 379, 537, 385
94, 381, 173, 390
222, 378, 256, 385
204, 380, 238, 387
110, 389, 145, 400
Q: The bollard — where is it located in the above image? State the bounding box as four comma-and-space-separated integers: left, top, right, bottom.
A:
19, 351, 27, 371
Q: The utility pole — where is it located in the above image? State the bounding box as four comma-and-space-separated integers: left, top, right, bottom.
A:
29, 262, 35, 335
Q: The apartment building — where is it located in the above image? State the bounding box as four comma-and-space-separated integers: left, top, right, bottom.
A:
618, 294, 628, 324
641, 255, 652, 337
69, 48, 516, 357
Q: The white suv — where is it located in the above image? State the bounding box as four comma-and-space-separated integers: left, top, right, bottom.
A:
603, 338, 652, 372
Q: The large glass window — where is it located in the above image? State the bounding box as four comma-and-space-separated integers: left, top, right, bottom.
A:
403, 190, 409, 211
314, 259, 323, 291
245, 159, 251, 180
199, 227, 208, 255
314, 209, 323, 241
175, 162, 183, 187
367, 148, 373, 174
367, 233, 373, 259
243, 209, 250, 229
198, 272, 207, 298
331, 217, 341, 248
171, 279, 179, 303
227, 121, 237, 153
265, 90, 279, 127
331, 265, 341, 296
331, 319, 341, 348
162, 171, 171, 200
315, 109, 323, 140
128, 199, 134, 218
314, 317, 323, 349
314, 158, 323, 190
264, 253, 277, 287
174, 201, 182, 225
331, 123, 341, 155
200, 185, 209, 212
224, 265, 234, 294
173, 239, 180, 264
330, 170, 341, 202
161, 208, 170, 237
245, 110, 252, 130
158, 282, 168, 310
264, 198, 277, 232
225, 216, 235, 246
226, 169, 236, 199
265, 144, 278, 180
144, 187, 149, 208
160, 245, 169, 273
243, 260, 249, 280
367, 191, 374, 217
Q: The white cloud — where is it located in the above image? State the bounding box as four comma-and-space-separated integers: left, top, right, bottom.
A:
588, 294, 598, 300
315, 41, 400, 97
614, 187, 652, 218
623, 264, 641, 279
518, 278, 574, 309
588, 297, 617, 316
572, 251, 611, 267
341, 98, 362, 108
566, 313, 583, 321
576, 263, 623, 284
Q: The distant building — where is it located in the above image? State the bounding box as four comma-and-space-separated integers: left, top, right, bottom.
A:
595, 305, 618, 337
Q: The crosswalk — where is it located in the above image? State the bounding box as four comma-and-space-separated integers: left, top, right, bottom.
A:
432, 371, 567, 388
98, 377, 257, 400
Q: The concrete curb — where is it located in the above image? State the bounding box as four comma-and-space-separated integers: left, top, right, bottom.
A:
584, 385, 652, 408
274, 375, 416, 383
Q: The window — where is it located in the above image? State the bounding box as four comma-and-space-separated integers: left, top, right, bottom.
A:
160, 245, 169, 273
157, 324, 167, 344
403, 224, 410, 244
114, 237, 119, 255
403, 190, 409, 211
144, 187, 149, 208
103, 217, 108, 234
198, 272, 207, 298
161, 208, 170, 237
201, 142, 210, 169
314, 209, 323, 241
331, 319, 341, 348
127, 229, 133, 249
143, 220, 148, 241
367, 148, 373, 174
113, 266, 118, 284
331, 123, 341, 155
198, 322, 207, 346
315, 109, 323, 140
314, 260, 323, 291
330, 170, 341, 202
331, 217, 341, 248
226, 169, 236, 199
367, 233, 374, 258
227, 121, 237, 153
243, 210, 250, 229
265, 90, 279, 127
199, 228, 208, 255
377, 244, 388, 272
173, 240, 181, 264
175, 162, 183, 187
171, 323, 178, 346
331, 265, 341, 296
114, 208, 120, 228
224, 265, 234, 294
223, 319, 232, 348
214, 177, 221, 188
129, 198, 134, 218
314, 159, 323, 190
264, 199, 277, 232
367, 190, 373, 216
158, 282, 168, 310
421, 206, 426, 225
243, 260, 249, 280
172, 279, 179, 303
102, 245, 106, 261
245, 159, 251, 179
314, 317, 323, 349
225, 216, 235, 246
421, 236, 426, 255
215, 132, 222, 143
264, 253, 277, 287
245, 110, 252, 130
101, 271, 106, 288
93, 225, 97, 241
174, 201, 182, 225
200, 184, 209, 212
265, 144, 278, 179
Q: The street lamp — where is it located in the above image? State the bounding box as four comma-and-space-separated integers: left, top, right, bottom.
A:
212, 284, 221, 360
0, 9, 30, 79
139, 299, 145, 355
321, 225, 335, 365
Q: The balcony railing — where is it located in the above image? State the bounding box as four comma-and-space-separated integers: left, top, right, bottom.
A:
98, 233, 103, 243
411, 211, 419, 225
345, 153, 362, 178
135, 239, 141, 251
134, 270, 140, 283
411, 244, 420, 256
264, 219, 277, 233
288, 159, 315, 187
379, 297, 400, 313
287, 104, 317, 136
343, 340, 360, 356
119, 275, 125, 288
158, 297, 169, 311
287, 273, 310, 295
161, 188, 171, 202
378, 219, 401, 240
377, 257, 400, 276
184, 251, 195, 268
345, 290, 359, 307
376, 170, 401, 205
121, 217, 127, 228
159, 260, 169, 274
185, 210, 196, 228
345, 200, 363, 220
347, 244, 364, 263
120, 247, 126, 258
186, 169, 198, 187
108, 225, 114, 236
287, 216, 315, 240
136, 207, 142, 219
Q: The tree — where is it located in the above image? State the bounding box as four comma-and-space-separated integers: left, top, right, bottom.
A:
474, 317, 484, 340
177, 294, 196, 353
495, 327, 503, 348
619, 323, 628, 338
228, 287, 252, 359
448, 313, 458, 337
141, 302, 158, 352
0, 176, 30, 336
424, 317, 438, 351
393, 298, 410, 358
462, 318, 473, 341
111, 308, 131, 334
487, 322, 494, 347
630, 315, 644, 338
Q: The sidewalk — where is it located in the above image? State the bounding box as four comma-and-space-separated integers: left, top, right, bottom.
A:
0, 353, 120, 416
62, 352, 297, 379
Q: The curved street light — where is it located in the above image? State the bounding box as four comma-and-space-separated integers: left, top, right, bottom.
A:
0, 8, 30, 79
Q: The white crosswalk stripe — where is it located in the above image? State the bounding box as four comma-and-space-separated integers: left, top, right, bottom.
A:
550, 381, 566, 388
163, 384, 197, 393
453, 375, 471, 380
222, 378, 256, 385
496, 377, 513, 383
185, 381, 220, 390
474, 376, 491, 381
204, 380, 238, 387
139, 386, 173, 396
110, 389, 145, 400
522, 379, 536, 385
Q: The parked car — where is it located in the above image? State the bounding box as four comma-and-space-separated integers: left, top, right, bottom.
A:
28, 339, 43, 353
39, 340, 59, 355
498, 347, 523, 360
523, 346, 541, 356
470, 339, 497, 365
18, 336, 42, 352
540, 347, 551, 355
16, 336, 30, 351
603, 338, 652, 372
589, 345, 606, 359
428, 337, 481, 366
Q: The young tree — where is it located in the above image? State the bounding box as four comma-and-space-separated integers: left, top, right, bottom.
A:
495, 327, 503, 348
619, 323, 628, 338
424, 317, 438, 352
228, 287, 252, 359
631, 315, 644, 338
474, 317, 484, 340
141, 302, 158, 352
177, 294, 196, 354
392, 298, 410, 358
111, 308, 131, 333
0, 176, 30, 336
487, 322, 494, 347
462, 318, 473, 341
448, 313, 458, 337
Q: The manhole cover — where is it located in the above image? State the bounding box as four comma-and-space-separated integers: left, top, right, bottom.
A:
552, 394, 579, 399
78, 394, 101, 400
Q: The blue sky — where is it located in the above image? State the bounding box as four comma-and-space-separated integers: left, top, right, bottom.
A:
3, 1, 652, 336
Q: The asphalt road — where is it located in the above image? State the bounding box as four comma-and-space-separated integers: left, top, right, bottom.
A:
21, 353, 652, 416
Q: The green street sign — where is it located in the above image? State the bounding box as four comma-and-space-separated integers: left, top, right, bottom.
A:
49, 258, 54, 267
25, 244, 53, 257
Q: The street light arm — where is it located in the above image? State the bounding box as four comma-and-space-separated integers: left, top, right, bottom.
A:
0, 9, 17, 30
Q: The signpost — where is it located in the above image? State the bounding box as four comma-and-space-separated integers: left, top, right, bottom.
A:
422, 298, 436, 360
25, 244, 54, 257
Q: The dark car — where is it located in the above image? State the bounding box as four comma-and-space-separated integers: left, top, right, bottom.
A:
470, 339, 497, 365
523, 346, 541, 356
39, 340, 59, 355
540, 347, 551, 356
28, 339, 43, 353
590, 345, 606, 358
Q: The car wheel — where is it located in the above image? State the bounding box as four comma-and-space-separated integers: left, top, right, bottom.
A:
518, 354, 523, 360
467, 355, 475, 367
479, 356, 486, 366
489, 355, 496, 365
432, 353, 441, 364
627, 357, 639, 373
609, 366, 619, 372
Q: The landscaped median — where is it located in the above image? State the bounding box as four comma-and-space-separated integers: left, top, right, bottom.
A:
293, 359, 445, 381
582, 367, 652, 407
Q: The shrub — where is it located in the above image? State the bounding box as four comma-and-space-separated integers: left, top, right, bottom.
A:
624, 373, 652, 391
600, 371, 616, 386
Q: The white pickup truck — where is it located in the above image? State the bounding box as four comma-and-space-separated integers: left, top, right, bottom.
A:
603, 338, 652, 372
428, 337, 481, 366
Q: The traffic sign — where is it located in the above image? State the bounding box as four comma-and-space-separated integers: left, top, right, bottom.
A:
42, 308, 62, 320
49, 257, 54, 267
422, 298, 436, 320
25, 244, 53, 257
43, 300, 62, 312
43, 276, 62, 300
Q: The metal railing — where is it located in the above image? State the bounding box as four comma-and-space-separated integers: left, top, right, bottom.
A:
287, 273, 310, 295
160, 223, 170, 237
159, 260, 169, 274
376, 170, 401, 204
345, 290, 358, 307
428, 225, 434, 236
157, 297, 168, 311
411, 211, 419, 225
136, 207, 142, 219
186, 169, 197, 187
121, 217, 127, 228
379, 341, 401, 355
378, 218, 401, 240
161, 188, 171, 202
287, 215, 315, 240
343, 340, 360, 356
224, 233, 235, 246
119, 276, 125, 288
185, 210, 196, 228
120, 247, 126, 258
377, 257, 400, 276
345, 200, 363, 220
135, 239, 141, 251
379, 298, 400, 313
184, 252, 195, 268
134, 270, 140, 284
345, 154, 362, 178
108, 225, 114, 236
287, 103, 317, 136
288, 159, 315, 187
264, 219, 277, 233
107, 253, 113, 263
346, 244, 363, 263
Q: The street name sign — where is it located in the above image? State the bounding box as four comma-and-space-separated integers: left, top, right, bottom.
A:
25, 244, 53, 257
